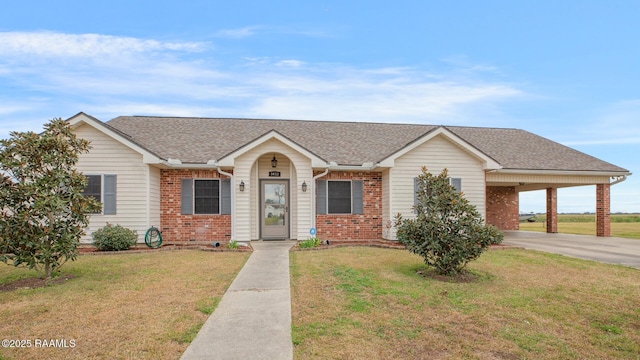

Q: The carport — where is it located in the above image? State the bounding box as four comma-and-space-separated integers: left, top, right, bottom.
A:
486, 171, 630, 237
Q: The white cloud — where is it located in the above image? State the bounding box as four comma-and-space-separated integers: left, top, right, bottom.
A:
561, 99, 640, 145
0, 31, 206, 59
276, 59, 305, 67
243, 65, 522, 122
0, 103, 31, 116
215, 26, 261, 38
0, 31, 525, 132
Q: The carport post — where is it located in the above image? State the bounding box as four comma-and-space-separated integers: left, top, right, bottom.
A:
596, 183, 611, 237
546, 187, 558, 233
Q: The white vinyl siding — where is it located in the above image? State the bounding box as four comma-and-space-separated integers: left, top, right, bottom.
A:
388, 134, 486, 240
75, 123, 156, 243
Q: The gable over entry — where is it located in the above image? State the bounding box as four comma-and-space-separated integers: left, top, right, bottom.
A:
231, 135, 317, 241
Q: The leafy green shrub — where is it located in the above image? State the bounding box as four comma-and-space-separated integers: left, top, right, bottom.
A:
92, 224, 138, 251
394, 167, 503, 276
298, 237, 321, 248
0, 119, 101, 279
227, 240, 239, 249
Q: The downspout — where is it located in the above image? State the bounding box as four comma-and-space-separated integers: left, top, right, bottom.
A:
311, 167, 330, 230
216, 167, 235, 241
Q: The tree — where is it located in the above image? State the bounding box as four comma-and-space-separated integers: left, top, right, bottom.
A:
0, 118, 101, 279
394, 167, 503, 276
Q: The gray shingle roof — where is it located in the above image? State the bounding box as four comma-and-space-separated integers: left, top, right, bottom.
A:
105, 116, 628, 173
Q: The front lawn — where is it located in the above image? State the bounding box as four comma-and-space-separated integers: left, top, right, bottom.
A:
290, 247, 640, 359
0, 250, 249, 360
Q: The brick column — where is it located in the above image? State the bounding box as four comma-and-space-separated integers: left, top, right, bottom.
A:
485, 186, 519, 230
596, 183, 611, 237
546, 188, 557, 233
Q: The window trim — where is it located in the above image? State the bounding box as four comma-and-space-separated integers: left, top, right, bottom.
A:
192, 178, 221, 215
83, 174, 116, 215
413, 176, 462, 213
326, 180, 353, 215
84, 174, 102, 202
83, 174, 102, 214
449, 177, 462, 192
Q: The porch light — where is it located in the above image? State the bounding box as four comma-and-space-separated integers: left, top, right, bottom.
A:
271, 154, 278, 168
239, 180, 245, 192
302, 181, 307, 192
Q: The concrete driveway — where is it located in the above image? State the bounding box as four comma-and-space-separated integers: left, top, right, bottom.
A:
503, 230, 640, 269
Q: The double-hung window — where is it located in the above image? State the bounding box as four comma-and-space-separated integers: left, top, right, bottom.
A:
83, 174, 117, 214
181, 178, 231, 215
328, 181, 352, 214
316, 180, 364, 215
194, 180, 220, 214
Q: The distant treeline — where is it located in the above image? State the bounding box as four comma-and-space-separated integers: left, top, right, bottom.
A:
525, 214, 640, 223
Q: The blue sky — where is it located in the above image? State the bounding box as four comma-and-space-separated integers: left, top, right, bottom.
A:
1, 1, 638, 213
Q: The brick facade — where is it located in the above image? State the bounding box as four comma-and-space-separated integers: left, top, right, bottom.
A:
315, 171, 383, 241
546, 187, 558, 233
596, 183, 611, 237
486, 186, 519, 230
160, 169, 232, 243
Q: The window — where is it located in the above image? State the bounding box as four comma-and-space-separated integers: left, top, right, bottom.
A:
181, 178, 231, 215
194, 180, 220, 214
83, 174, 117, 215
449, 177, 462, 192
316, 180, 363, 215
83, 175, 102, 203
413, 177, 462, 212
328, 181, 352, 214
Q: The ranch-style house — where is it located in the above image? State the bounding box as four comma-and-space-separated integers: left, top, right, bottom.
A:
68, 112, 631, 244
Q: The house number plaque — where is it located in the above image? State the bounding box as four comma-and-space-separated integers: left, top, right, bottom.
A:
268, 171, 281, 177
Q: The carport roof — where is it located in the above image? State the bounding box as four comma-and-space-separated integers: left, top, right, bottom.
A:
102, 115, 628, 173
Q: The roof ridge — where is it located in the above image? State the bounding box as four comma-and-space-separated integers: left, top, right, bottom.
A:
113, 115, 529, 131
110, 115, 446, 127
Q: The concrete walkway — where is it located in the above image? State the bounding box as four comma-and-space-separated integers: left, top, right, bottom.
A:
181, 241, 295, 360
503, 230, 640, 269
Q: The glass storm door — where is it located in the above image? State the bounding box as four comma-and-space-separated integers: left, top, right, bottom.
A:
261, 180, 289, 240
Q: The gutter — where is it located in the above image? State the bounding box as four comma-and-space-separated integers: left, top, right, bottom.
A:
214, 165, 235, 241
311, 167, 330, 231
325, 161, 379, 171
610, 175, 628, 186
491, 168, 632, 177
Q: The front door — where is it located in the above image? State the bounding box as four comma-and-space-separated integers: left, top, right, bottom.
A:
261, 180, 289, 240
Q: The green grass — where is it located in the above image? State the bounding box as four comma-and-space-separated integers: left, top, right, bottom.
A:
521, 214, 640, 239
0, 250, 249, 360
291, 247, 640, 359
